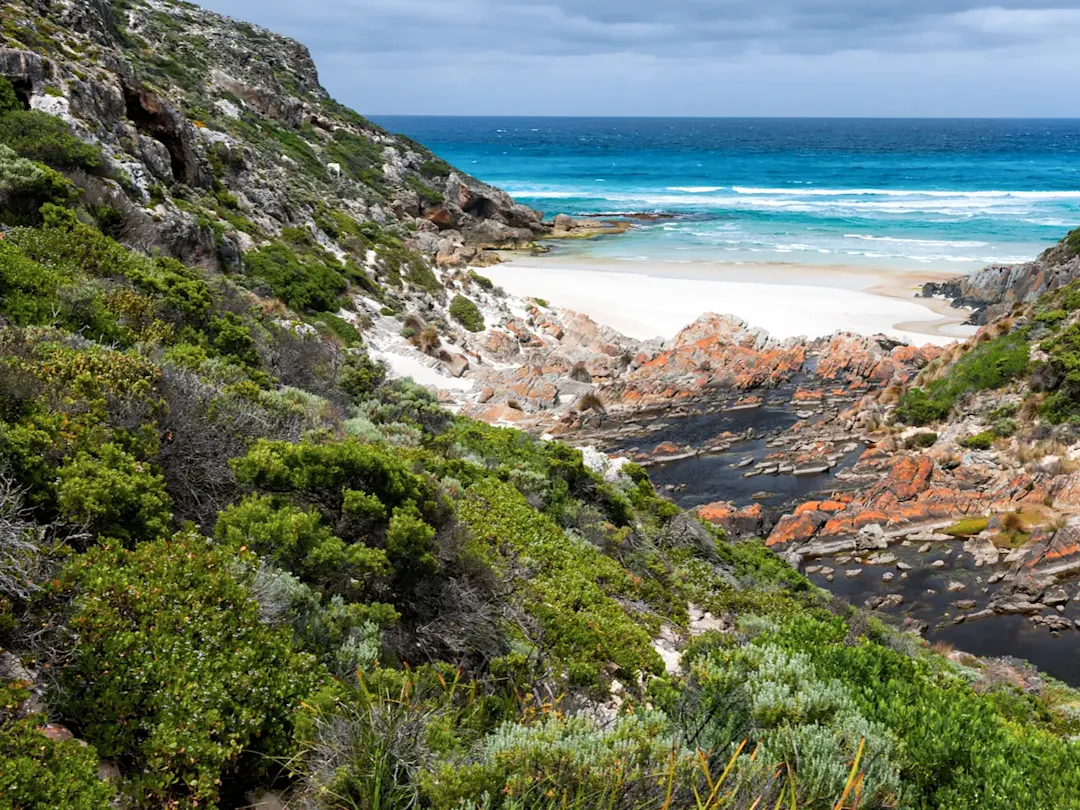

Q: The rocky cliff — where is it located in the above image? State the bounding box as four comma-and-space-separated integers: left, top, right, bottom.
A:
0, 0, 556, 272
924, 229, 1080, 324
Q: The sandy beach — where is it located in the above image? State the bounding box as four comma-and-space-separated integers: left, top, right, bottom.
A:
483, 256, 976, 346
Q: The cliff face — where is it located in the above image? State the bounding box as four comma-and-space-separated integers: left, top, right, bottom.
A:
925, 231, 1080, 324
0, 0, 546, 270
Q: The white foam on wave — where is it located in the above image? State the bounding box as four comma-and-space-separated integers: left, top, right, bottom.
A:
843, 234, 990, 248
733, 187, 1080, 200
505, 188, 1059, 216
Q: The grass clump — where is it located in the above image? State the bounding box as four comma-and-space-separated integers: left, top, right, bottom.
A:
903, 431, 938, 449
577, 391, 605, 413
961, 431, 996, 450
943, 516, 991, 537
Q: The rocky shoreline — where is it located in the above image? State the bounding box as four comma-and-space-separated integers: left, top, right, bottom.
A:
922, 235, 1080, 324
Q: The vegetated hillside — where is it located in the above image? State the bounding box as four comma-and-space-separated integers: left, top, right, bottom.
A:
896, 242, 1080, 430
2, 8, 1080, 810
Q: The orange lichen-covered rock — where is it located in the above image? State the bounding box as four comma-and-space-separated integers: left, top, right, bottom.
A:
816, 334, 941, 385
621, 313, 807, 403
472, 403, 526, 423
867, 455, 935, 503
1053, 472, 1080, 506
1014, 524, 1080, 571
767, 512, 825, 546
697, 501, 764, 536
820, 509, 889, 537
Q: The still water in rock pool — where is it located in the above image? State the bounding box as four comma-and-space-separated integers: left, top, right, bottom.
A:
614, 403, 1080, 687
606, 403, 864, 512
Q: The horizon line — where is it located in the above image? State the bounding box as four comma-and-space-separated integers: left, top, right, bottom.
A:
367, 113, 1080, 121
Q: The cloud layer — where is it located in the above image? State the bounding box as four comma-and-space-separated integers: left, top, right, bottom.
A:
198, 0, 1080, 115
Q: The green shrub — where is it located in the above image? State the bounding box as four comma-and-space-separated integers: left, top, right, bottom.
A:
449, 294, 484, 332
326, 130, 385, 182
313, 311, 361, 345
0, 110, 102, 173
682, 643, 905, 807
338, 348, 387, 402
0, 144, 78, 225
992, 418, 1017, 437
232, 436, 435, 518
1, 680, 116, 809
468, 270, 494, 291
211, 312, 259, 366
457, 477, 661, 685
215, 494, 388, 597
425, 711, 689, 810
894, 387, 950, 426
55, 443, 172, 544
0, 77, 20, 115
780, 617, 1080, 809
6, 218, 212, 324
1035, 308, 1069, 328
0, 236, 69, 324
58, 532, 321, 808
1033, 323, 1080, 423
245, 243, 347, 311
356, 377, 451, 435
1065, 227, 1080, 257
229, 436, 445, 596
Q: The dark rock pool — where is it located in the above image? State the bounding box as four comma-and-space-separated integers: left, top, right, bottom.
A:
609, 400, 1080, 687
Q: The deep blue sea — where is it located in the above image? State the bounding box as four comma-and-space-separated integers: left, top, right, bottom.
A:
374, 117, 1080, 272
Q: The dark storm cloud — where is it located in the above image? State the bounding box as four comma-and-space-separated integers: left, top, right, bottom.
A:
201, 0, 1080, 58
194, 0, 1080, 115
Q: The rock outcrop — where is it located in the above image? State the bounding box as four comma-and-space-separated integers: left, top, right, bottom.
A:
923, 235, 1080, 324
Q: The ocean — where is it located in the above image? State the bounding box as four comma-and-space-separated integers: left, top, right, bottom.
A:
373, 116, 1080, 273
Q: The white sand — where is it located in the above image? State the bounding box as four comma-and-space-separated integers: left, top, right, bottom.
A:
484, 258, 976, 346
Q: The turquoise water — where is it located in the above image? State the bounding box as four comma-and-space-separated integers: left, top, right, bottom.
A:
374, 117, 1080, 273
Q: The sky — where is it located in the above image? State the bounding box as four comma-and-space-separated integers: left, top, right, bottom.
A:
196, 1, 1080, 117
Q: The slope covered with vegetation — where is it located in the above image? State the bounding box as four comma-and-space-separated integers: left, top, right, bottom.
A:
3, 6, 1080, 808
